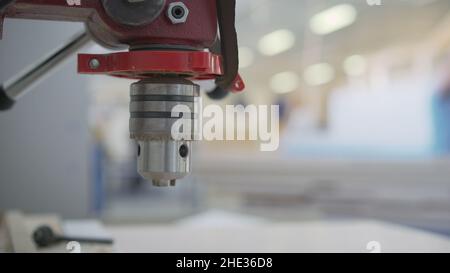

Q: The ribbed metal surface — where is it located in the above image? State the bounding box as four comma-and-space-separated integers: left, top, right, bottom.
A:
129, 79, 199, 186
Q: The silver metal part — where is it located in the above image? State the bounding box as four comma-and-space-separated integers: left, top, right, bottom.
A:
2, 31, 91, 101
88, 58, 101, 70
137, 139, 191, 187
130, 78, 199, 187
167, 2, 189, 24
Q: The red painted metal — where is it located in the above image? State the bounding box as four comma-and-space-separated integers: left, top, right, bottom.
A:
1, 0, 245, 93
78, 51, 223, 80
231, 74, 245, 93
78, 50, 244, 92
2, 0, 217, 49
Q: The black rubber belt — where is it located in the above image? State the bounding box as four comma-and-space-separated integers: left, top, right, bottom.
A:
215, 0, 239, 90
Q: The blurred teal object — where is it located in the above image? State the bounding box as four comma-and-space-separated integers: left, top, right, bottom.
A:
431, 91, 450, 154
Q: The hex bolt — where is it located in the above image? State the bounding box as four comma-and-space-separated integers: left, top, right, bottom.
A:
167, 2, 189, 24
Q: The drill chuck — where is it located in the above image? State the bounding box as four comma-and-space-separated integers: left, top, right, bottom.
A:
129, 78, 199, 187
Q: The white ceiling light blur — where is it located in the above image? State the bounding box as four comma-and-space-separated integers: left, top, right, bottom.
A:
258, 29, 296, 56
343, 55, 367, 77
239, 47, 255, 69
309, 4, 357, 35
303, 63, 335, 86
270, 71, 300, 94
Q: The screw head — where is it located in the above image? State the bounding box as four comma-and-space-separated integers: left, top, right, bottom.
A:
89, 58, 100, 70
167, 2, 189, 24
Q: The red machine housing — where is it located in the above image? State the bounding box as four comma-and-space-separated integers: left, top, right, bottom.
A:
1, 0, 218, 49
0, 0, 244, 92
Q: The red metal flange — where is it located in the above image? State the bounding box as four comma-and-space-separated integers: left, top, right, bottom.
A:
78, 50, 245, 92
78, 50, 223, 80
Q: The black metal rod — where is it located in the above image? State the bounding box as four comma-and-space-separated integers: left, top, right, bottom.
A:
55, 236, 114, 246
0, 31, 91, 111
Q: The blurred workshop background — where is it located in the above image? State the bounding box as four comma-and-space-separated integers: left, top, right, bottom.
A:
2, 0, 450, 242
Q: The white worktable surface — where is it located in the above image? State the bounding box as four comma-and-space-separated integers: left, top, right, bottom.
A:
106, 211, 450, 253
